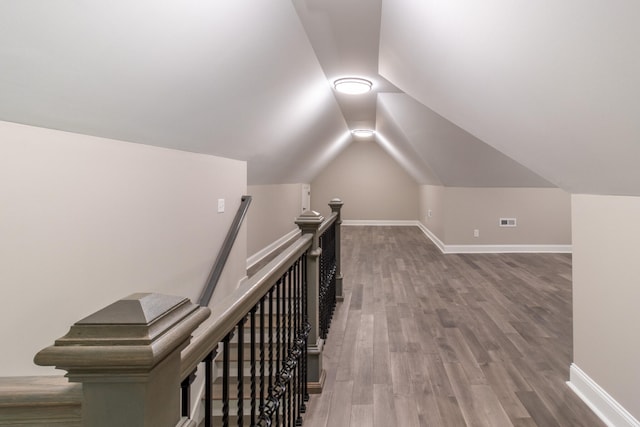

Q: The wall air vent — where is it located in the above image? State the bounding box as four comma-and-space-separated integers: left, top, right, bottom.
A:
499, 218, 517, 227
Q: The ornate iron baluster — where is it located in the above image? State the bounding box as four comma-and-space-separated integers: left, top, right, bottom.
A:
302, 252, 309, 405
205, 351, 214, 427
276, 278, 282, 427
293, 260, 299, 425
251, 307, 257, 426
237, 317, 245, 426
222, 334, 231, 427
260, 298, 266, 415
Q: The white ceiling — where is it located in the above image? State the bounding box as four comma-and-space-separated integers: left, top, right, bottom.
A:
1, 0, 638, 195
379, 0, 640, 196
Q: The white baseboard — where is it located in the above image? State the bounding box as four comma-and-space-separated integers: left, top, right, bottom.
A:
567, 363, 640, 427
416, 221, 446, 253
342, 219, 418, 226
247, 229, 301, 270
339, 220, 572, 254
414, 221, 572, 254
443, 244, 572, 254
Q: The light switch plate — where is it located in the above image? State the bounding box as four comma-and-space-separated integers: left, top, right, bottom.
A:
217, 199, 225, 213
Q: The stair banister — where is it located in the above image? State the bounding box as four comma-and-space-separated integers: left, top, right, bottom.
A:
26, 198, 344, 427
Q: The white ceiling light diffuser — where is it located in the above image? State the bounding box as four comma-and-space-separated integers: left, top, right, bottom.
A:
334, 77, 372, 95
351, 129, 375, 138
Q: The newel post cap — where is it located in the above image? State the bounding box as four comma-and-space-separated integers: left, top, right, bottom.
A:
34, 293, 210, 377
328, 198, 343, 211
295, 210, 324, 233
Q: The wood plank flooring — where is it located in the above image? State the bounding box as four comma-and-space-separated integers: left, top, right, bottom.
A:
303, 226, 604, 427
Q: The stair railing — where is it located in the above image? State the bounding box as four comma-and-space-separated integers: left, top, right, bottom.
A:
32, 198, 343, 427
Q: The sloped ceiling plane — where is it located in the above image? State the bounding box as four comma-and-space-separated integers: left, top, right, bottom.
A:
1, 0, 639, 195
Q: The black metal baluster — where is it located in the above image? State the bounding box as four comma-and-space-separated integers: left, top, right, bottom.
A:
260, 298, 265, 415
292, 261, 298, 425
237, 318, 245, 427
223, 334, 231, 427
318, 233, 324, 340
276, 278, 282, 427
293, 259, 301, 425
250, 308, 257, 426
288, 266, 294, 427
295, 259, 302, 426
268, 288, 274, 424
181, 370, 195, 418
302, 252, 309, 405
205, 351, 214, 427
282, 273, 287, 427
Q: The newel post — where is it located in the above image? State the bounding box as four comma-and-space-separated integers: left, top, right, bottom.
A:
328, 198, 344, 301
34, 293, 210, 427
295, 210, 326, 393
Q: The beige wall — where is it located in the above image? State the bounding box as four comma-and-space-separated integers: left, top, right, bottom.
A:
443, 187, 571, 245
418, 186, 571, 245
0, 121, 247, 376
572, 194, 640, 420
246, 184, 303, 256
419, 184, 445, 241
311, 140, 419, 220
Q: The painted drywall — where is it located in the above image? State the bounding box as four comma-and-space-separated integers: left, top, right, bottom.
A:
419, 185, 445, 241
0, 121, 247, 376
246, 184, 304, 257
311, 140, 419, 220
443, 187, 571, 245
572, 194, 640, 420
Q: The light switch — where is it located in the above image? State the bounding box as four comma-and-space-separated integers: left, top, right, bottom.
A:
217, 198, 225, 213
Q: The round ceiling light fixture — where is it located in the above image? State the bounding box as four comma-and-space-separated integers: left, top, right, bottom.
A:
334, 77, 372, 95
351, 129, 376, 138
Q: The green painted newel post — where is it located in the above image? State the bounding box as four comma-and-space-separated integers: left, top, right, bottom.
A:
35, 293, 210, 427
295, 209, 326, 393
328, 198, 344, 301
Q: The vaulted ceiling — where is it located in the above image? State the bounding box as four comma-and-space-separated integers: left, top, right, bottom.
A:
1, 1, 638, 195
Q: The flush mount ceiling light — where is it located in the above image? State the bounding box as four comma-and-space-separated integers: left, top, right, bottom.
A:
351, 129, 375, 138
334, 77, 372, 95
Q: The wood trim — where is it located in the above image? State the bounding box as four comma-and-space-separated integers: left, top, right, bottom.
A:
0, 376, 82, 426
567, 363, 640, 427
307, 369, 326, 395
247, 229, 301, 270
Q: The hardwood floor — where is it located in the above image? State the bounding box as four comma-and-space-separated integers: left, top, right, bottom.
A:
303, 226, 604, 427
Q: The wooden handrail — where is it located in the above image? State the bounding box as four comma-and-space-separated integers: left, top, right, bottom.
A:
180, 233, 313, 380
317, 211, 337, 236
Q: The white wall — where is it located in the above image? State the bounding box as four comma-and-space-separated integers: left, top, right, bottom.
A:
0, 121, 247, 376
311, 140, 419, 220
246, 184, 303, 257
572, 194, 640, 421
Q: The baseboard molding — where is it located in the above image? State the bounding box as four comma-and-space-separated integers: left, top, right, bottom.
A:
416, 221, 572, 254
567, 363, 640, 427
307, 369, 326, 395
342, 219, 418, 226
443, 244, 572, 254
416, 221, 447, 253
247, 229, 301, 270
